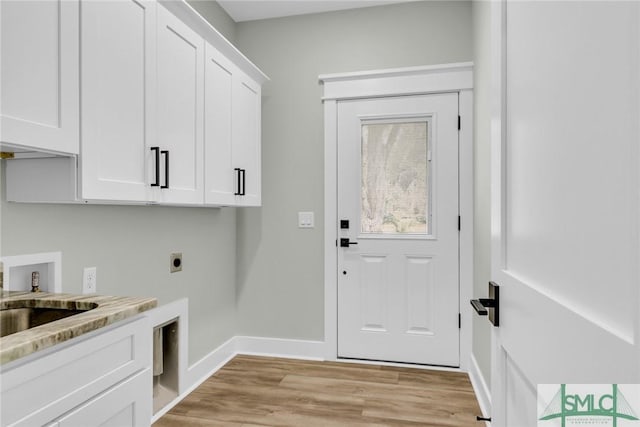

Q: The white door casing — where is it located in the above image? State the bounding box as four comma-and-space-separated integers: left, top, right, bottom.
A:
337, 94, 460, 366
321, 64, 474, 368
489, 2, 640, 426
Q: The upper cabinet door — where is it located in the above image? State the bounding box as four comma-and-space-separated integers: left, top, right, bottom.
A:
232, 73, 262, 206
156, 5, 204, 205
80, 0, 157, 202
0, 0, 79, 155
204, 43, 235, 206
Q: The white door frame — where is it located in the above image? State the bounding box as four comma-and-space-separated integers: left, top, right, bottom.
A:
490, 1, 507, 421
320, 63, 474, 370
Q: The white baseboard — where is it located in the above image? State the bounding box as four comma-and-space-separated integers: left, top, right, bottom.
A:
185, 336, 237, 390
234, 336, 325, 361
469, 353, 492, 425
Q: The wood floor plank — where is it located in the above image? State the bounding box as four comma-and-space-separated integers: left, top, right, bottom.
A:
225, 355, 401, 384
363, 397, 479, 425
279, 374, 478, 408
154, 355, 482, 427
153, 413, 243, 427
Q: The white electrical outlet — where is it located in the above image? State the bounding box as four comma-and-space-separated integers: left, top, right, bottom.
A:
83, 267, 97, 294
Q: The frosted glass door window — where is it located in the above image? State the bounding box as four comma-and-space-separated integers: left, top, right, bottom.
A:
361, 121, 430, 235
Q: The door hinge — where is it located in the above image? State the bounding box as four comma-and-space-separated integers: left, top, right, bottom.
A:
458, 313, 461, 329
458, 115, 461, 130
458, 215, 461, 231
335, 239, 338, 247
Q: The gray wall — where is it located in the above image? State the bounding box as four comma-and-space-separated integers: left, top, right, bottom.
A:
234, 2, 473, 339
0, 2, 238, 366
472, 0, 492, 387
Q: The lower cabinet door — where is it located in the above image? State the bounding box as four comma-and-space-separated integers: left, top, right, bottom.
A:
57, 369, 151, 427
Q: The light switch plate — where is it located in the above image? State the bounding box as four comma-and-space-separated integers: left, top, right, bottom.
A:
298, 211, 314, 228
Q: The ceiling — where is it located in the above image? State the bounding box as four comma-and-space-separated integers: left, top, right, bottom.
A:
217, 0, 418, 22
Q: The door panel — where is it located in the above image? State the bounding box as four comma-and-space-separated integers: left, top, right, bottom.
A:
360, 255, 388, 332
232, 74, 261, 206
504, 354, 537, 427
338, 94, 460, 366
156, 5, 204, 204
80, 0, 155, 201
490, 1, 640, 425
1, 0, 79, 154
406, 255, 434, 335
204, 43, 235, 205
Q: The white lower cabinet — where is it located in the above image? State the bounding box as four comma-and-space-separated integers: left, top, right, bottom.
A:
0, 317, 151, 427
57, 369, 150, 427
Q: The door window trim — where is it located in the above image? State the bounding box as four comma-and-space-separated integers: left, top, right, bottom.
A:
359, 115, 434, 238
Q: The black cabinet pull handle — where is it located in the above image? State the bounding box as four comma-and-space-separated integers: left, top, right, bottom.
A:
151, 147, 160, 187
234, 168, 241, 195
240, 169, 246, 196
161, 150, 169, 189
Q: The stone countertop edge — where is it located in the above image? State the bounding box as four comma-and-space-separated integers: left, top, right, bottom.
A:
0, 291, 158, 365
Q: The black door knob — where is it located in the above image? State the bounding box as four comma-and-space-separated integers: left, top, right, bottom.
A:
340, 238, 358, 248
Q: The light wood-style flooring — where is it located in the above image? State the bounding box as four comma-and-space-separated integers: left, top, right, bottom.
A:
154, 355, 482, 427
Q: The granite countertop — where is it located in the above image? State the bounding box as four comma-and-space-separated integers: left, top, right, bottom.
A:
0, 290, 157, 365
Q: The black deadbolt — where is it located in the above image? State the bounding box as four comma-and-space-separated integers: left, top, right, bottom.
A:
173, 258, 182, 268
340, 220, 349, 229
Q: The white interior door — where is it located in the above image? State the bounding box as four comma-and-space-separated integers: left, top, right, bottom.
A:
490, 2, 640, 426
337, 93, 460, 366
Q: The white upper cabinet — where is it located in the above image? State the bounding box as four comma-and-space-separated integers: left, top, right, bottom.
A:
204, 55, 262, 207
204, 43, 236, 206
80, 0, 157, 202
0, 0, 79, 155
3, 0, 267, 207
156, 5, 204, 205
232, 72, 262, 207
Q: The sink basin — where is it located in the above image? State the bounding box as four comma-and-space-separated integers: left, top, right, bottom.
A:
0, 302, 97, 338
